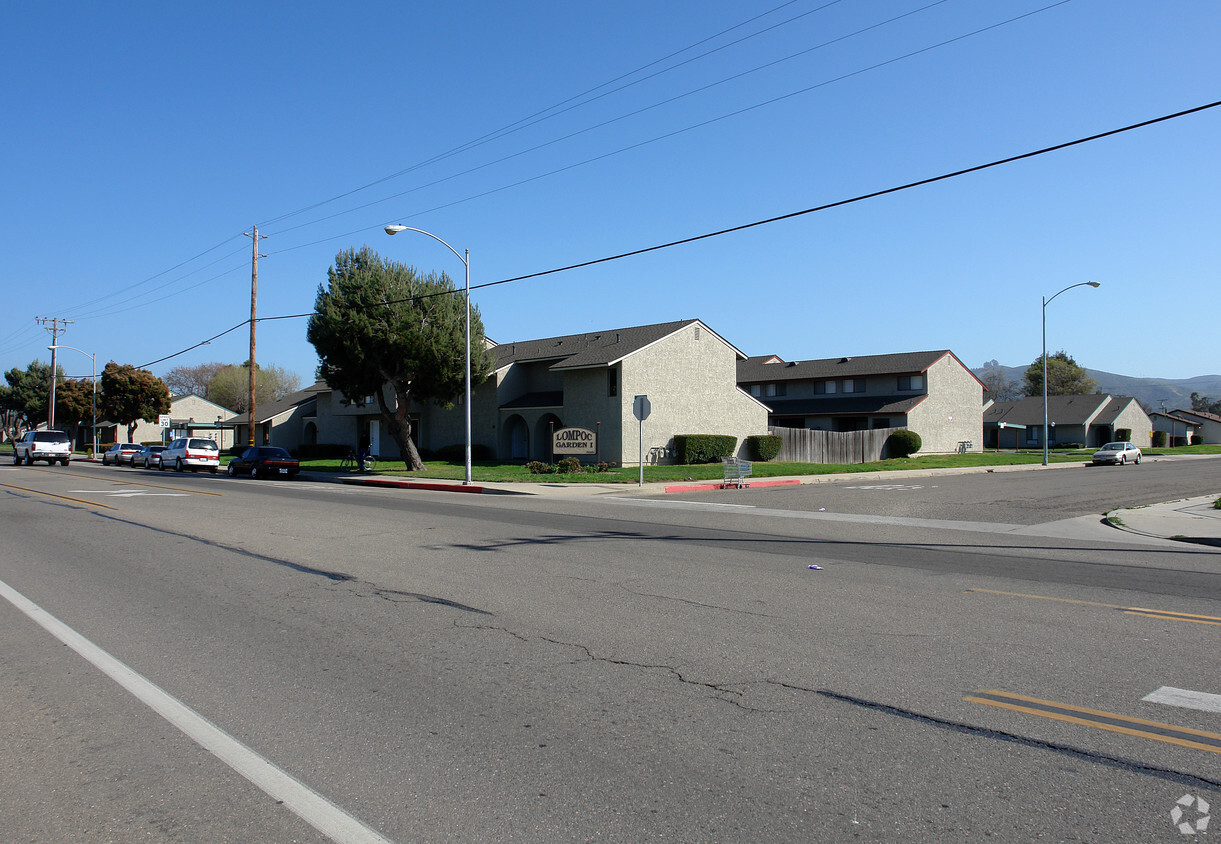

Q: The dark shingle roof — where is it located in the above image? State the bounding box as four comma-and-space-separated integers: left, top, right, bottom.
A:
1092, 396, 1140, 426
762, 395, 926, 416
222, 388, 318, 424
493, 319, 739, 370
737, 350, 955, 383
982, 395, 1110, 426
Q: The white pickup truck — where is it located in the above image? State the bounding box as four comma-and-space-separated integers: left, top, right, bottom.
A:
13, 430, 72, 465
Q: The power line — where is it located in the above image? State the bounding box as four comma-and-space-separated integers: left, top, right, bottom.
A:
262, 0, 1068, 253
174, 97, 1219, 357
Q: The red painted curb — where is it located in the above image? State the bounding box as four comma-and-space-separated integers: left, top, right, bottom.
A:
663, 478, 801, 494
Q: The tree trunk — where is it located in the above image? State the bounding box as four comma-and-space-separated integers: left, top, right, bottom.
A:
377, 388, 425, 471
127, 421, 139, 442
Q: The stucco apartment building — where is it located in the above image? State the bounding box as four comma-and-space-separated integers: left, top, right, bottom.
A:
109, 394, 237, 449
982, 394, 1152, 449
737, 350, 986, 453
310, 319, 769, 465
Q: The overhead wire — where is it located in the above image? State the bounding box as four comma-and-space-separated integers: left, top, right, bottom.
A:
262, 0, 955, 242
254, 0, 830, 230
133, 95, 1214, 373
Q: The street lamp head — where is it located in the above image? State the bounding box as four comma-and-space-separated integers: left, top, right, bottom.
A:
385, 225, 407, 235
1087, 281, 1101, 288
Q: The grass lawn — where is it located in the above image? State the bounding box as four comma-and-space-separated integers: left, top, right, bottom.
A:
299, 444, 1221, 485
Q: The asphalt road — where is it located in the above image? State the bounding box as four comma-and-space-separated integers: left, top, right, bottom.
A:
1, 459, 1218, 842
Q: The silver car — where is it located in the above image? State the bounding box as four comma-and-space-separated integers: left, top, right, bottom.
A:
1092, 441, 1141, 466
159, 437, 221, 473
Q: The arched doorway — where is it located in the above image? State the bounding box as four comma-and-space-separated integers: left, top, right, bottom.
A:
501, 414, 529, 460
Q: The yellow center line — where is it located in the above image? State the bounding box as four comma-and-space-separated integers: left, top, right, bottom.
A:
966, 589, 1221, 626
966, 689, 1221, 755
0, 483, 116, 510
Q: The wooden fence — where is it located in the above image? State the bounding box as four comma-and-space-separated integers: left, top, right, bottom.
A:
770, 425, 900, 464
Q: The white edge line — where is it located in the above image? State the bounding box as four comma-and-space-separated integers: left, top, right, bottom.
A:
0, 576, 393, 844
1142, 685, 1221, 714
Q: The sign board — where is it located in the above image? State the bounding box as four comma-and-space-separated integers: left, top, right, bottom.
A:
552, 427, 597, 455
633, 395, 651, 421
158, 414, 172, 428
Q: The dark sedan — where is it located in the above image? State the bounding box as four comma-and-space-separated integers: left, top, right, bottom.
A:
226, 446, 300, 479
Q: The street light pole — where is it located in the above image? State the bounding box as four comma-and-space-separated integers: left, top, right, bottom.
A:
1041, 281, 1101, 465
385, 224, 472, 485
48, 343, 96, 456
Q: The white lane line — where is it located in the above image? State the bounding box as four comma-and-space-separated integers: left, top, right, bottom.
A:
1143, 686, 1221, 714
0, 576, 392, 844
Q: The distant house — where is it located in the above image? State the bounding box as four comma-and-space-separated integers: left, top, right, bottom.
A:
983, 395, 1151, 449
311, 319, 769, 465
736, 350, 985, 453
102, 394, 237, 448
227, 384, 327, 453
1161, 408, 1221, 444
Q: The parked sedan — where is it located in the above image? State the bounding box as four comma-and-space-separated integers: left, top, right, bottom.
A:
1092, 441, 1142, 466
131, 445, 166, 469
226, 446, 300, 479
102, 442, 143, 466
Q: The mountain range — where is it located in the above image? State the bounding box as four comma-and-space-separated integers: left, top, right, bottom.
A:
972, 363, 1221, 412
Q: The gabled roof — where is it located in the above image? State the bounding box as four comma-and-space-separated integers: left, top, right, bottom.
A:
493, 319, 743, 371
1092, 396, 1142, 426
1150, 410, 1202, 424
1172, 408, 1221, 424
222, 386, 319, 425
983, 394, 1111, 426
738, 350, 964, 383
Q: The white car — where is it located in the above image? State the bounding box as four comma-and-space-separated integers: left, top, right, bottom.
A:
1092, 441, 1141, 466
13, 430, 72, 465
158, 437, 220, 473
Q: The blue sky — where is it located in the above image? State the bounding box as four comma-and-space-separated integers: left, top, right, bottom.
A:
3, 1, 1219, 392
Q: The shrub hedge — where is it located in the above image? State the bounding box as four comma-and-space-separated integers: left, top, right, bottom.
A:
746, 434, 782, 461
886, 429, 922, 458
674, 434, 737, 464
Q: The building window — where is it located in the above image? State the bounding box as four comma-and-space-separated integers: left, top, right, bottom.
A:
607, 367, 618, 397
814, 380, 837, 395
898, 375, 924, 391
842, 378, 865, 393
751, 383, 787, 397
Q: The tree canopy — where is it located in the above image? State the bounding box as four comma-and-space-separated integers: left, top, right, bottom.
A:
55, 378, 95, 427
206, 362, 300, 414
164, 362, 228, 399
3, 360, 60, 435
307, 246, 494, 470
100, 362, 171, 441
977, 361, 1021, 401
1022, 350, 1098, 397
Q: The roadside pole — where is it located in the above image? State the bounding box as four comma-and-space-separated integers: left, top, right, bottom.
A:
633, 395, 650, 487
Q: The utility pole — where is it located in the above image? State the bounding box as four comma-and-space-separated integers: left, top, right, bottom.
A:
243, 226, 266, 448
36, 316, 73, 428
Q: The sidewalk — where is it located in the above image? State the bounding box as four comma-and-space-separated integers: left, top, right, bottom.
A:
300, 460, 1221, 547
1104, 495, 1221, 547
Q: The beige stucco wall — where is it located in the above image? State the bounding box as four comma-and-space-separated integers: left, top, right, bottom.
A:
617, 323, 768, 465
906, 354, 984, 453
1112, 401, 1152, 445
